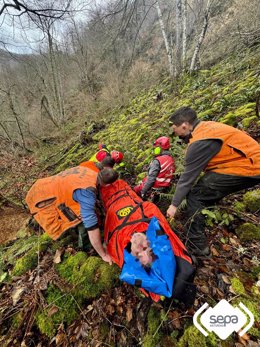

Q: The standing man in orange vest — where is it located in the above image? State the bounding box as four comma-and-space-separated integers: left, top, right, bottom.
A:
26, 163, 118, 264
167, 106, 260, 256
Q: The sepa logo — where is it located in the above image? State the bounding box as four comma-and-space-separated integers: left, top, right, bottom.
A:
193, 299, 254, 340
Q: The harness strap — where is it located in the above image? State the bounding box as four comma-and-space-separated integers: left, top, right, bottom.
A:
107, 203, 151, 242
107, 193, 129, 209
106, 189, 127, 204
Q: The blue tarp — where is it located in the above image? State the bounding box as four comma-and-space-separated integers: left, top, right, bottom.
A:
120, 217, 176, 297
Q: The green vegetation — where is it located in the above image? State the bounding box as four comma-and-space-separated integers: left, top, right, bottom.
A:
143, 307, 162, 347
176, 325, 217, 347
56, 253, 120, 300
1, 46, 260, 345
243, 190, 260, 213
236, 223, 260, 241
12, 234, 52, 276
36, 285, 78, 338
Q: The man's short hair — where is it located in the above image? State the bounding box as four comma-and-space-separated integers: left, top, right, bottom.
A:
101, 156, 116, 168
98, 168, 118, 184
169, 107, 197, 126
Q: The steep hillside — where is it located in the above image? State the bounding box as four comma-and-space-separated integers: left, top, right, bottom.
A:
0, 47, 259, 346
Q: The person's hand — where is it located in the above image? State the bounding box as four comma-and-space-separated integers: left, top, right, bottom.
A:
167, 204, 177, 218
101, 253, 113, 265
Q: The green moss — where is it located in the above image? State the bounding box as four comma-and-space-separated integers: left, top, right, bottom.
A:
243, 189, 260, 213
230, 277, 246, 295
232, 297, 260, 339
236, 223, 260, 241
56, 251, 88, 282
12, 234, 52, 276
177, 325, 217, 347
241, 116, 258, 128
3, 235, 39, 265
36, 284, 79, 338
12, 312, 24, 329
57, 254, 120, 300
143, 307, 162, 347
198, 109, 215, 119
232, 201, 246, 214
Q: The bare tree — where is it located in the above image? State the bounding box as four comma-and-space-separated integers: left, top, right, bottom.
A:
0, 0, 72, 19
190, 0, 212, 72
155, 0, 174, 77
182, 0, 187, 70
175, 0, 182, 76
0, 85, 29, 150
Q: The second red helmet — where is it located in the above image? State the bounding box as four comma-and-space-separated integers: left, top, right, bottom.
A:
153, 136, 170, 150
111, 150, 124, 163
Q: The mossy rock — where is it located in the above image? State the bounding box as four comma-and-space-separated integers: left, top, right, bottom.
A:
176, 325, 217, 347
243, 190, 260, 213
56, 254, 120, 300
236, 223, 260, 241
11, 234, 52, 276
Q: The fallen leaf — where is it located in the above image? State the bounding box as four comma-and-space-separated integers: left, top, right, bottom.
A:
211, 247, 220, 256
53, 249, 63, 264
229, 237, 239, 246
126, 306, 133, 322
200, 285, 210, 294
216, 288, 225, 298
106, 304, 115, 315
221, 244, 232, 251
237, 331, 250, 346
168, 311, 181, 329
55, 332, 67, 346
0, 273, 7, 283
12, 286, 25, 305
221, 275, 231, 284
229, 286, 236, 294
48, 305, 59, 317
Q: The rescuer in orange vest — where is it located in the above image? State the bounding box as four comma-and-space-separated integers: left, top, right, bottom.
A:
167, 106, 260, 256
26, 163, 118, 264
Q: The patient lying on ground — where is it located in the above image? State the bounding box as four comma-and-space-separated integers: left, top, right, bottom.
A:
130, 232, 155, 266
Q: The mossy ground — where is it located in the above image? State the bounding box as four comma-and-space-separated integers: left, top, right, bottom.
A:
1, 46, 260, 345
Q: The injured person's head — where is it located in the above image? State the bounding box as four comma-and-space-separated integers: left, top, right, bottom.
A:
130, 233, 155, 266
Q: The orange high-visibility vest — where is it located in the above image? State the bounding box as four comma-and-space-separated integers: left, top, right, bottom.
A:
26, 162, 100, 240
189, 121, 260, 176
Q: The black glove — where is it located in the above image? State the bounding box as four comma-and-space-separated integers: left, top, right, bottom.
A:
141, 192, 147, 201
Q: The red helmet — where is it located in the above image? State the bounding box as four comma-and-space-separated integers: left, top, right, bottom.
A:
96, 150, 109, 162
153, 136, 170, 150
111, 150, 124, 163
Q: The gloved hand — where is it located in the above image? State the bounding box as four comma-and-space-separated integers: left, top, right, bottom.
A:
141, 192, 147, 201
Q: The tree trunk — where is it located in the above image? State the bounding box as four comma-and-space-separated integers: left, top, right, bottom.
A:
47, 30, 65, 124
175, 0, 182, 76
190, 0, 212, 72
155, 0, 174, 77
182, 0, 187, 70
